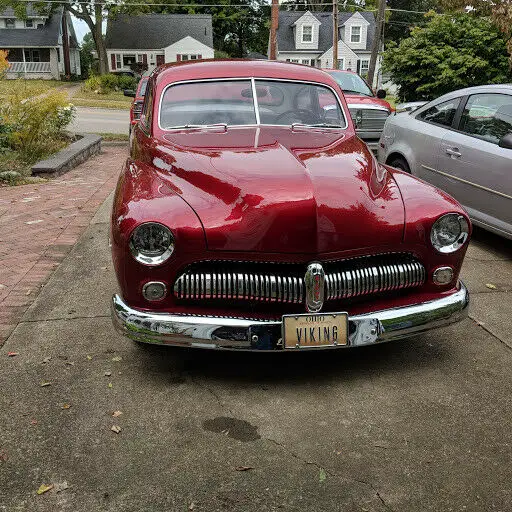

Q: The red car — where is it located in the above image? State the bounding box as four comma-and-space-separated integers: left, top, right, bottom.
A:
111, 60, 470, 351
125, 76, 149, 132
325, 69, 393, 151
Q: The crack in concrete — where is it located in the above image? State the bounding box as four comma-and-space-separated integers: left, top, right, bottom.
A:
265, 437, 394, 510
469, 315, 511, 350
18, 314, 111, 324
188, 374, 235, 417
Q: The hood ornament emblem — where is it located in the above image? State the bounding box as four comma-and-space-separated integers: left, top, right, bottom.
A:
305, 262, 325, 313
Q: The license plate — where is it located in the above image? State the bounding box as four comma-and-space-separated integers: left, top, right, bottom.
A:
282, 312, 348, 349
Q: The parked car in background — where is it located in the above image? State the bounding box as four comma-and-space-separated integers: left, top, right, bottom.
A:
379, 84, 512, 240
325, 69, 393, 150
110, 60, 470, 351
124, 76, 149, 133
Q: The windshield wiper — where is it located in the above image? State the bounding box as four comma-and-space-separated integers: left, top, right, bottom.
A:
342, 89, 372, 97
292, 122, 343, 129
165, 123, 227, 130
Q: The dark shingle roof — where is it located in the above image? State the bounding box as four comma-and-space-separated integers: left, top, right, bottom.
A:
277, 11, 375, 53
0, 6, 63, 48
105, 14, 213, 50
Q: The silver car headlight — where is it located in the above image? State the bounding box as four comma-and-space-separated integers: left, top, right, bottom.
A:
129, 222, 175, 265
430, 214, 469, 253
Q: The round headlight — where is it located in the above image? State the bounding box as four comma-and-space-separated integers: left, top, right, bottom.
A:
129, 222, 174, 265
430, 214, 469, 253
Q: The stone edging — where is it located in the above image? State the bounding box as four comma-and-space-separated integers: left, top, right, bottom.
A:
32, 133, 102, 178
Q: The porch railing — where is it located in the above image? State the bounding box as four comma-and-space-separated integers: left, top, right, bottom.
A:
7, 62, 52, 73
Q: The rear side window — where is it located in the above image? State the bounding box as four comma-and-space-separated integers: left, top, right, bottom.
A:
417, 98, 460, 127
458, 93, 512, 145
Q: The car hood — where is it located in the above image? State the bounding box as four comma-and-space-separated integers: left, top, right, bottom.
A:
344, 93, 392, 111
153, 126, 405, 254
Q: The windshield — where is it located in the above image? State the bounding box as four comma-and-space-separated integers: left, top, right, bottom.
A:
327, 71, 373, 97
159, 79, 346, 129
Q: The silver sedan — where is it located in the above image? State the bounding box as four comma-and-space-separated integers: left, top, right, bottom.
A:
378, 85, 512, 239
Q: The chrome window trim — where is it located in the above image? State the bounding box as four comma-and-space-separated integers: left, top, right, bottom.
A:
347, 103, 390, 112
421, 165, 512, 201
157, 76, 348, 131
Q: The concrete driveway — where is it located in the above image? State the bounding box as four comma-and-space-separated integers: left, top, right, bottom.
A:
1, 193, 511, 511
71, 108, 129, 135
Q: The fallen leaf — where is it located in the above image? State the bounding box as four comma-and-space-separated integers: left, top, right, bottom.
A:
86, 355, 92, 360
189, 503, 196, 510
40, 381, 51, 387
65, 361, 75, 366
101, 266, 108, 271
333, 450, 342, 455
112, 356, 122, 362
235, 466, 253, 472
108, 382, 113, 389
319, 468, 326, 483
31, 419, 38, 425
54, 481, 69, 493
7, 352, 18, 357
112, 410, 122, 418
104, 371, 112, 377
486, 283, 497, 290
26, 289, 31, 296
42, 357, 51, 364
0, 451, 8, 462
111, 425, 121, 434
61, 403, 71, 410
36, 483, 53, 495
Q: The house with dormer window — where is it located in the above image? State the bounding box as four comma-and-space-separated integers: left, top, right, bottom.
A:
0, 4, 80, 79
274, 10, 380, 79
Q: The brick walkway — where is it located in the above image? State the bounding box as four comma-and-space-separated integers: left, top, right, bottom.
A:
0, 146, 125, 345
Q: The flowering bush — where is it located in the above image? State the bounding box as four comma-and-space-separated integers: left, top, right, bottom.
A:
55, 104, 77, 131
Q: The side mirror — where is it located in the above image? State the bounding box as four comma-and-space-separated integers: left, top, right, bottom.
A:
123, 89, 136, 98
376, 89, 387, 99
498, 132, 512, 149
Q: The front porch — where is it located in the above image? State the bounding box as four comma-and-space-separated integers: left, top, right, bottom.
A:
4, 47, 60, 79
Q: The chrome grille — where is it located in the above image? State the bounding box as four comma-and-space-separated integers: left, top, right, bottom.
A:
174, 255, 425, 304
349, 107, 389, 131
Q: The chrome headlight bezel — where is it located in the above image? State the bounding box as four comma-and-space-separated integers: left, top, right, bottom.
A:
129, 222, 175, 266
430, 213, 469, 254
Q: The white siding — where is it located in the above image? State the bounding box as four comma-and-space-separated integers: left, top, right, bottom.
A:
344, 12, 369, 51
164, 36, 214, 63
277, 52, 322, 66
319, 40, 359, 70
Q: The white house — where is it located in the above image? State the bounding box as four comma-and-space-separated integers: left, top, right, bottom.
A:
275, 10, 381, 81
105, 14, 214, 73
0, 5, 81, 80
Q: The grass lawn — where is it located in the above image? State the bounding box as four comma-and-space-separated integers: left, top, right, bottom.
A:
0, 79, 64, 97
98, 132, 130, 142
72, 89, 132, 110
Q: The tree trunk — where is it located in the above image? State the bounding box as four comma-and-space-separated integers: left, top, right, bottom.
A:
94, 4, 108, 74
367, 0, 385, 88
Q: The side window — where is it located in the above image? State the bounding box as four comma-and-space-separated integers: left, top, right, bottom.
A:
417, 98, 460, 127
140, 82, 153, 132
458, 93, 512, 145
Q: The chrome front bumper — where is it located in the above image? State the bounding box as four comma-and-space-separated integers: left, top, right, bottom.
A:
111, 282, 469, 351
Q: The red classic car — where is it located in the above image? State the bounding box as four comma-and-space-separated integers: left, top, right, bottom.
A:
111, 60, 470, 351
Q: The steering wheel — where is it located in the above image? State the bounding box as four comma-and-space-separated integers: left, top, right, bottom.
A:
274, 109, 318, 125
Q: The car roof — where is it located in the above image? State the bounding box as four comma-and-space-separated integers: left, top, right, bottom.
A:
432, 84, 512, 102
152, 59, 341, 87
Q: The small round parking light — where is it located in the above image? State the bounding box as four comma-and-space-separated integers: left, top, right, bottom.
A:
433, 267, 454, 286
143, 281, 167, 301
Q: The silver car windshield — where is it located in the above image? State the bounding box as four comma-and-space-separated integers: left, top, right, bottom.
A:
159, 79, 346, 129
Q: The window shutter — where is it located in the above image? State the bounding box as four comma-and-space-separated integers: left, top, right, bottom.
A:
198, 54, 202, 59
176, 54, 181, 62
111, 54, 116, 70
142, 54, 147, 66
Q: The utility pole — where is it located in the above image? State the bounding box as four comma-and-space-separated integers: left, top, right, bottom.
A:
367, 0, 385, 87
269, 0, 279, 60
332, 0, 339, 69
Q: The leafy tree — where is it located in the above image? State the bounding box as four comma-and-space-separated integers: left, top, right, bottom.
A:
0, 49, 9, 78
383, 12, 511, 101
385, 0, 440, 43
79, 32, 96, 78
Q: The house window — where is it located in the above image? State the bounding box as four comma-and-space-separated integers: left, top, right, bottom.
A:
122, 54, 136, 68
24, 49, 41, 62
350, 26, 361, 43
337, 59, 344, 70
115, 54, 122, 69
360, 59, 369, 74
290, 59, 299, 63
178, 54, 201, 61
302, 25, 313, 43
5, 18, 15, 28
25, 19, 33, 28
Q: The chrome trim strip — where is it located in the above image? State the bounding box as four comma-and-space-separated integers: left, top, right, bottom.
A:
347, 103, 390, 112
111, 282, 470, 350
421, 165, 512, 201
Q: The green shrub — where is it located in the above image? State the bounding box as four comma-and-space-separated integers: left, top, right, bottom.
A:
99, 73, 119, 92
83, 75, 101, 92
118, 75, 137, 90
